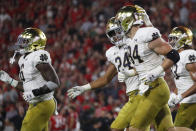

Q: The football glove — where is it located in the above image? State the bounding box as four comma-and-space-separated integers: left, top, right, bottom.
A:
0, 70, 18, 87
168, 93, 183, 107
67, 84, 91, 99
118, 69, 137, 82
143, 66, 164, 84
135, 5, 153, 26
23, 91, 35, 103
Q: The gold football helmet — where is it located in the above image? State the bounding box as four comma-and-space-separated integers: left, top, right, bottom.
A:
169, 26, 193, 50
115, 5, 144, 33
106, 17, 125, 46
15, 27, 47, 54
9, 28, 47, 64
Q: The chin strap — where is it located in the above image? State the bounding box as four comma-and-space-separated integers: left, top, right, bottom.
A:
9, 49, 28, 64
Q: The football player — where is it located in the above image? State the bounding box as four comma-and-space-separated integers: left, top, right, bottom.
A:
0, 28, 60, 131
168, 26, 196, 130
68, 15, 150, 131
115, 5, 193, 131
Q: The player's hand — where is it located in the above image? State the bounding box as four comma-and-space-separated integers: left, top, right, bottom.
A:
118, 69, 137, 82
23, 91, 35, 103
67, 86, 86, 99
67, 84, 91, 99
143, 66, 163, 84
174, 94, 183, 105
168, 93, 177, 107
144, 74, 157, 84
135, 5, 153, 26
118, 72, 127, 82
0, 70, 13, 84
168, 93, 182, 107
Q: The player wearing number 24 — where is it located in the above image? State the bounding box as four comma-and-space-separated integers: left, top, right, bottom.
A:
0, 28, 60, 131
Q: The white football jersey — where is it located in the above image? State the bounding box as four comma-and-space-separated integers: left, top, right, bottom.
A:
125, 27, 164, 81
171, 49, 196, 103
18, 50, 54, 103
105, 44, 140, 94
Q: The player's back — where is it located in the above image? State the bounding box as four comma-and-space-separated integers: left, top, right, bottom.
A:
125, 27, 164, 80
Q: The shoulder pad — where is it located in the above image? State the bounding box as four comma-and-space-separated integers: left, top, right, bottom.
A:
136, 27, 161, 43
106, 46, 118, 62
181, 49, 196, 64
32, 50, 52, 67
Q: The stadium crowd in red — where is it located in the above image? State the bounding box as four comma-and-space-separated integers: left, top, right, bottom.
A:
0, 0, 196, 130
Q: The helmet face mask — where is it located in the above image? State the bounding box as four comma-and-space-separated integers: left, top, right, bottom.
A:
15, 35, 33, 54
168, 26, 193, 50
168, 35, 179, 50
106, 17, 125, 47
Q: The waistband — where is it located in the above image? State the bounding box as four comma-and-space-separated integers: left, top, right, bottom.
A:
29, 96, 54, 106
148, 77, 164, 88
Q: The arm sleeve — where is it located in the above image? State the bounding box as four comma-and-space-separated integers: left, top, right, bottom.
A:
33, 50, 52, 67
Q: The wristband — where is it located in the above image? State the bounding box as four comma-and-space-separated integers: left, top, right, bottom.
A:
10, 79, 18, 88
82, 83, 91, 91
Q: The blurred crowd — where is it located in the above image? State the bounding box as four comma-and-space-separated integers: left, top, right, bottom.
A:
0, 0, 196, 131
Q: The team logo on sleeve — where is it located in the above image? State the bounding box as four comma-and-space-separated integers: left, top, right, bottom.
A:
40, 54, 48, 61
189, 54, 196, 62
152, 32, 159, 40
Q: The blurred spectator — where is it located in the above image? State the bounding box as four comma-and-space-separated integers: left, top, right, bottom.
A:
67, 106, 79, 131
180, 4, 189, 24
0, 8, 11, 23
49, 108, 66, 131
